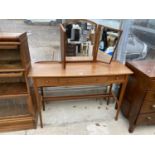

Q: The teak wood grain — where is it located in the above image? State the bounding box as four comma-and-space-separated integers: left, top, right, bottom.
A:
29, 61, 132, 77
29, 61, 133, 128
127, 60, 155, 79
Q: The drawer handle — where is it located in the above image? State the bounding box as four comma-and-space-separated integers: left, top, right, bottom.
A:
151, 105, 155, 109
146, 117, 152, 120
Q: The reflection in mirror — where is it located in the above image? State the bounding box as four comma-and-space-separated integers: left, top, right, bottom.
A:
64, 20, 97, 61
97, 26, 122, 63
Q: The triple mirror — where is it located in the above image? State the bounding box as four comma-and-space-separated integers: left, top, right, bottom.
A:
60, 19, 122, 68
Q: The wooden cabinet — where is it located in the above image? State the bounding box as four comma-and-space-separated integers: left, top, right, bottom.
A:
0, 33, 35, 132
122, 60, 155, 133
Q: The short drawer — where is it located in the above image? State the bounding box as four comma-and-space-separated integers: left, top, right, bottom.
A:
144, 91, 155, 102
35, 76, 126, 87
136, 113, 155, 125
140, 101, 155, 114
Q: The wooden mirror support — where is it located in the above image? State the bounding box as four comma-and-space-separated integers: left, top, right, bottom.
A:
60, 24, 67, 69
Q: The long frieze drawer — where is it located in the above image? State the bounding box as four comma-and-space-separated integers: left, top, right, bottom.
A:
35, 76, 126, 87
136, 113, 155, 125
144, 91, 155, 102
140, 101, 155, 114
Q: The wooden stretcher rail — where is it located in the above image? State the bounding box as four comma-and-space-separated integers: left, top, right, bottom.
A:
43, 93, 114, 102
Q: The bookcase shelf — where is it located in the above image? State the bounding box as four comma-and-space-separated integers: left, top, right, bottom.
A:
0, 82, 28, 98
0, 97, 29, 118
0, 42, 20, 45
0, 72, 23, 78
0, 63, 24, 72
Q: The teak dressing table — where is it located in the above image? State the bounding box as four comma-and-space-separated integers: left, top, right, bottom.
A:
28, 61, 133, 128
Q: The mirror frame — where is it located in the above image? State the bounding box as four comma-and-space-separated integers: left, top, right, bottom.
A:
60, 24, 67, 69
95, 24, 122, 64
62, 19, 98, 63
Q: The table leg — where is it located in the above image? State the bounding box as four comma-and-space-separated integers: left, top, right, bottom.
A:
129, 123, 135, 133
40, 87, 45, 111
33, 80, 43, 128
115, 76, 128, 120
107, 84, 112, 105
115, 84, 122, 110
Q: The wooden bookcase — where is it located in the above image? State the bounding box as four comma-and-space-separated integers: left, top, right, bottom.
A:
0, 33, 35, 132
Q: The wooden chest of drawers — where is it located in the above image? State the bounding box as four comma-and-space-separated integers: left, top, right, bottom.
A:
122, 60, 155, 133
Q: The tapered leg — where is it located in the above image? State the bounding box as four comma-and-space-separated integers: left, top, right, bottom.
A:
38, 110, 43, 128
107, 84, 112, 105
33, 80, 43, 128
115, 76, 128, 120
115, 102, 118, 110
115, 84, 122, 110
128, 123, 135, 133
40, 87, 45, 111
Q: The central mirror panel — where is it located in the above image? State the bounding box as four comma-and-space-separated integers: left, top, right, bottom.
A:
63, 19, 97, 62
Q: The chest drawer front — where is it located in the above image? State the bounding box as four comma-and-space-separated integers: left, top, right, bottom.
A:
136, 113, 155, 125
35, 76, 126, 87
140, 101, 155, 114
144, 91, 155, 102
